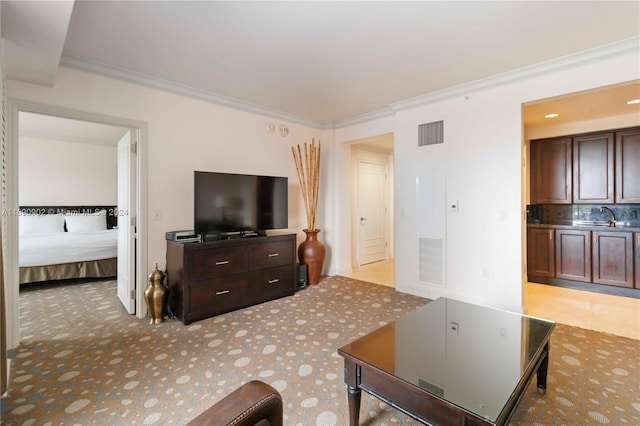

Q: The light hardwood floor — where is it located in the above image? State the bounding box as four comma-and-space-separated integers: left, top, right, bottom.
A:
342, 259, 640, 340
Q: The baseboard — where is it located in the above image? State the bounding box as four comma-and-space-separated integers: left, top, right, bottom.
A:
529, 276, 639, 299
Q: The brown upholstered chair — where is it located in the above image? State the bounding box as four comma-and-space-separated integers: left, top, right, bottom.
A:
187, 380, 283, 426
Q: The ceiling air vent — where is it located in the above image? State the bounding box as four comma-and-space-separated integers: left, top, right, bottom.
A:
418, 120, 444, 147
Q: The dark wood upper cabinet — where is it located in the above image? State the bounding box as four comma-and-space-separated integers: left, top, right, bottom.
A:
530, 127, 639, 205
615, 128, 640, 203
531, 137, 572, 204
573, 132, 614, 204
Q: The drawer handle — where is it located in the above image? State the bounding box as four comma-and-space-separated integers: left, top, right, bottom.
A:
268, 279, 280, 284
216, 290, 230, 295
268, 253, 280, 257
215, 260, 230, 266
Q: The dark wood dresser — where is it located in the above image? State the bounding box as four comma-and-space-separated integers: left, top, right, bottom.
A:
167, 233, 296, 325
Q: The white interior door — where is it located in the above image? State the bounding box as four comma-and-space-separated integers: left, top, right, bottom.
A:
357, 161, 387, 266
117, 131, 136, 314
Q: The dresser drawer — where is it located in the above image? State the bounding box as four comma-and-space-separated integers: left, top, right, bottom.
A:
188, 275, 250, 320
188, 246, 247, 281
249, 240, 293, 270
249, 265, 295, 304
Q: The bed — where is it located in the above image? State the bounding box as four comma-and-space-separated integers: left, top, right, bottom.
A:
19, 206, 119, 284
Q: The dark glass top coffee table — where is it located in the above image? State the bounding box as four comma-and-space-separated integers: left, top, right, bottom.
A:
338, 297, 555, 426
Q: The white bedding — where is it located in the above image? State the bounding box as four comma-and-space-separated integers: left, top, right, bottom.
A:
19, 230, 118, 267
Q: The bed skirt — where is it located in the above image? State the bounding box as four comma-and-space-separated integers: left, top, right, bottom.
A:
19, 258, 117, 285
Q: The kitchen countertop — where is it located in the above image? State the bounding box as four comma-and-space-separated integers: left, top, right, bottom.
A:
527, 223, 640, 233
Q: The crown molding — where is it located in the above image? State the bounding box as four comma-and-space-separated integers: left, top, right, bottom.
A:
61, 36, 639, 131
388, 36, 640, 114
333, 106, 394, 129
60, 55, 324, 129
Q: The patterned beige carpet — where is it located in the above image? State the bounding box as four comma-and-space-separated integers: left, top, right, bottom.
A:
1, 276, 639, 425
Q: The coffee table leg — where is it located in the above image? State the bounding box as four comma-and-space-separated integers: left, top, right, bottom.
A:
536, 342, 550, 394
347, 385, 361, 425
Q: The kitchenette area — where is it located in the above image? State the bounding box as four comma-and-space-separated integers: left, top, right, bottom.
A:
526, 126, 640, 298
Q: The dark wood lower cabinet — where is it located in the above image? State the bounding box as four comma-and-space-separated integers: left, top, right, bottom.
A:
528, 226, 640, 295
635, 233, 640, 289
167, 234, 296, 325
592, 231, 634, 288
554, 229, 591, 283
527, 227, 555, 278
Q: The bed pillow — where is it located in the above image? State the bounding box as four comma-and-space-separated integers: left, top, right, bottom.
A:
19, 214, 65, 235
65, 211, 107, 232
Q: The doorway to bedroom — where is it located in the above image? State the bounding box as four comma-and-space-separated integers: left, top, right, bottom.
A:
17, 111, 136, 314
4, 99, 148, 351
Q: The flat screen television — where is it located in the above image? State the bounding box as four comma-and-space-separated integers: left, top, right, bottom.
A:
194, 171, 288, 237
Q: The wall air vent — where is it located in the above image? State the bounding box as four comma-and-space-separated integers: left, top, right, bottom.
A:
419, 237, 444, 286
418, 120, 444, 147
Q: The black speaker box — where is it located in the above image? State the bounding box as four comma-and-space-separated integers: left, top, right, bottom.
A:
297, 263, 308, 290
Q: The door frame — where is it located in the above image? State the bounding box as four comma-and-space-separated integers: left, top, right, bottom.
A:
4, 98, 148, 350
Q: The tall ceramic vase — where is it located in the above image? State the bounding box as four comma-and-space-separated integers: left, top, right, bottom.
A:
298, 229, 325, 286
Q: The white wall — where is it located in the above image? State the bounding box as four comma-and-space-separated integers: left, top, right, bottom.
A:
336, 48, 639, 312
8, 67, 323, 274
18, 136, 117, 205
394, 87, 524, 310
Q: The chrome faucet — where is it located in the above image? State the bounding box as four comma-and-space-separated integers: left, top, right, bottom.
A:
599, 206, 617, 227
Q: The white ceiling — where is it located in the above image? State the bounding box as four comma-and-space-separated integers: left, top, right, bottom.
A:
3, 1, 639, 129
19, 112, 129, 146
523, 81, 640, 129
1, 1, 73, 86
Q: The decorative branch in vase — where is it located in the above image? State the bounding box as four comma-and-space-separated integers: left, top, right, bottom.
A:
291, 138, 325, 286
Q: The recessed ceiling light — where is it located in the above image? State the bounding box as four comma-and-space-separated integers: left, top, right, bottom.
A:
627, 99, 640, 105
544, 113, 559, 119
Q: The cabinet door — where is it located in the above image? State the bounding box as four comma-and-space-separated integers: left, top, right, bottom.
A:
635, 233, 640, 289
592, 231, 633, 288
573, 132, 614, 204
615, 128, 640, 203
555, 229, 591, 282
531, 137, 572, 204
527, 227, 555, 278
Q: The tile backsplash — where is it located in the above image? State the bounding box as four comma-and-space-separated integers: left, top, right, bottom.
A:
527, 204, 640, 227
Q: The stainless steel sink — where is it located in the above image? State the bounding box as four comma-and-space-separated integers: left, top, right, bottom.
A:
572, 220, 613, 227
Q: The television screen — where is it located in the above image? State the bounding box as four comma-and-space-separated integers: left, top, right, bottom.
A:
194, 171, 288, 236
